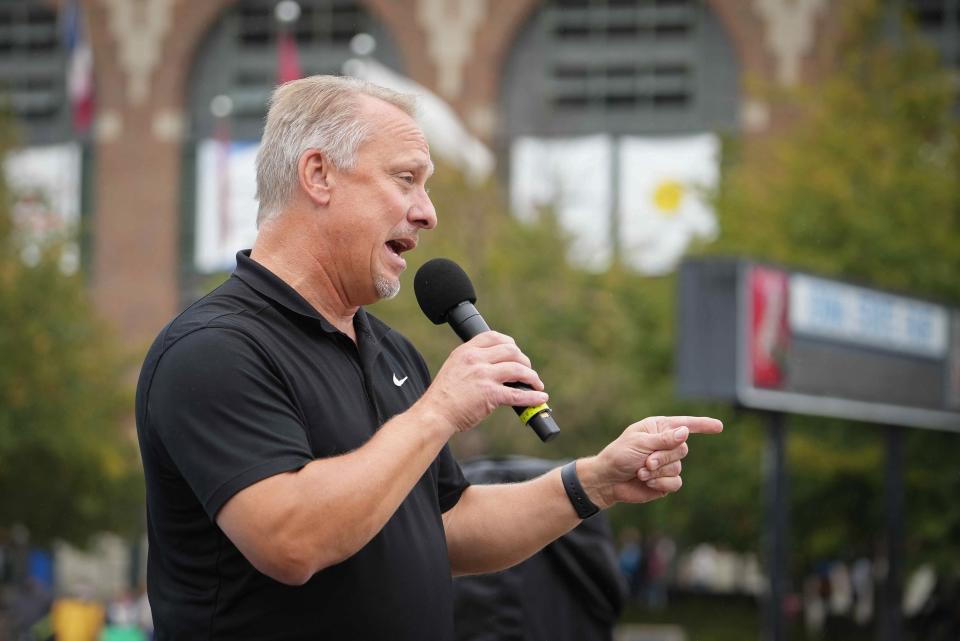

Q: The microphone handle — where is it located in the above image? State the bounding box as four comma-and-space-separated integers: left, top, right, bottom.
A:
447, 302, 560, 442
447, 301, 491, 341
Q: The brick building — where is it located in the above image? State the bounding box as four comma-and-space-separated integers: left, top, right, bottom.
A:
2, 0, 952, 347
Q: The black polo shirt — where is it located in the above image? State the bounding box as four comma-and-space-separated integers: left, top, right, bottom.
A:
135, 250, 469, 641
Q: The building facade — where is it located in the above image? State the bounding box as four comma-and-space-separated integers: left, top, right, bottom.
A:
6, 0, 940, 346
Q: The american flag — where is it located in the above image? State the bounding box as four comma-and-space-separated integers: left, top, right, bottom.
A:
64, 0, 94, 133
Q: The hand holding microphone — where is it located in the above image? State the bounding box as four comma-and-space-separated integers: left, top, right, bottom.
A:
414, 258, 560, 442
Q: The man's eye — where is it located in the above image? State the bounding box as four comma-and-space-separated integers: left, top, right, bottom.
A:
398, 173, 415, 184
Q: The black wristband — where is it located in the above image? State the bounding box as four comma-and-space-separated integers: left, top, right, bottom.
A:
561, 461, 600, 519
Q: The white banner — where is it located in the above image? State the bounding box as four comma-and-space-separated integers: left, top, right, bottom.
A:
618, 133, 719, 275
4, 143, 83, 271
195, 139, 260, 273
509, 134, 719, 274
509, 135, 613, 271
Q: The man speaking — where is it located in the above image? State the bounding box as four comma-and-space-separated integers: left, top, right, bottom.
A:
135, 75, 722, 640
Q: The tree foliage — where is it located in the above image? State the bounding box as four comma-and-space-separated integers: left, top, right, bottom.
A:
371, 163, 756, 548
711, 0, 960, 572
715, 3, 960, 301
0, 133, 141, 546
372, 167, 676, 460
375, 0, 960, 574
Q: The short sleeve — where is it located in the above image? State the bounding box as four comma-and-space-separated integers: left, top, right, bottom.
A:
435, 443, 470, 512
144, 328, 313, 519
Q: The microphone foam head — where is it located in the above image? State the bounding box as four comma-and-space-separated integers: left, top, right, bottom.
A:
414, 258, 477, 324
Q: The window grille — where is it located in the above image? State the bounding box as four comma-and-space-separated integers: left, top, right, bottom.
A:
188, 0, 399, 141
182, 0, 403, 297
501, 0, 740, 138
0, 0, 69, 143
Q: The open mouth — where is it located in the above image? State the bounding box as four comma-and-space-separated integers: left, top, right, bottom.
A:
385, 238, 415, 256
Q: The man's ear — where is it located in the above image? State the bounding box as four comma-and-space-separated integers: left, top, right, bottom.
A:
298, 148, 333, 207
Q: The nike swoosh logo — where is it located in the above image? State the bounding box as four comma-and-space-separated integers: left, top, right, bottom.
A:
393, 373, 408, 387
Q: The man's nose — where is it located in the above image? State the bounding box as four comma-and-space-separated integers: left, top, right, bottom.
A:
409, 189, 437, 230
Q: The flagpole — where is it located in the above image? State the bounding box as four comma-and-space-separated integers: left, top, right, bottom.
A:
210, 95, 234, 253
610, 136, 620, 268
275, 1, 303, 84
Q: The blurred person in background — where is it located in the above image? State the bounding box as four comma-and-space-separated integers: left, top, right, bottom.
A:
617, 527, 644, 599
644, 533, 675, 609
101, 590, 147, 641
135, 75, 723, 640
9, 576, 51, 641
49, 583, 104, 641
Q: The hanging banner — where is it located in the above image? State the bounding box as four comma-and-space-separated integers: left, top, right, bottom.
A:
4, 143, 83, 271
510, 134, 613, 271
194, 139, 260, 273
618, 133, 719, 275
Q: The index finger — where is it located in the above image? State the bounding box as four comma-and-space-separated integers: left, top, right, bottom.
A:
466, 331, 516, 348
662, 416, 723, 434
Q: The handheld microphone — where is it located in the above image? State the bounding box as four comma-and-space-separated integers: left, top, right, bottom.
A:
413, 258, 560, 442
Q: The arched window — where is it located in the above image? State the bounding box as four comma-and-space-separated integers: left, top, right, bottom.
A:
501, 0, 740, 274
501, 0, 740, 139
0, 0, 86, 275
187, 0, 403, 140
0, 0, 70, 144
182, 0, 404, 295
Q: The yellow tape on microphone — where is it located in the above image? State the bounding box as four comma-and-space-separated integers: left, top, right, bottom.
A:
519, 403, 550, 425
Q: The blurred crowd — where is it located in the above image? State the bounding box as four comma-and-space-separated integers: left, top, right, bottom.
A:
6, 579, 152, 641
800, 559, 960, 640
4, 529, 959, 640
0, 532, 153, 641
616, 533, 960, 639
617, 531, 765, 606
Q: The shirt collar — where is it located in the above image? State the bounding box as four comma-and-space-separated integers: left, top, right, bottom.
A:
232, 249, 340, 333
232, 250, 385, 347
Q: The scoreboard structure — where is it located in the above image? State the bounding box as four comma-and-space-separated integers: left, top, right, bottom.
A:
677, 257, 960, 641
677, 257, 960, 431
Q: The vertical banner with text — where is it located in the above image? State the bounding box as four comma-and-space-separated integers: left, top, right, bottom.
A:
195, 139, 260, 273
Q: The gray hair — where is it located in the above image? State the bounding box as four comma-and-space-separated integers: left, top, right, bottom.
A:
254, 75, 417, 226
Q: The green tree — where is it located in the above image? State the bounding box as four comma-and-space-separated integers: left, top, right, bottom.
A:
372, 0, 960, 576
711, 0, 960, 572
372, 166, 674, 460
0, 136, 141, 546
370, 163, 756, 547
